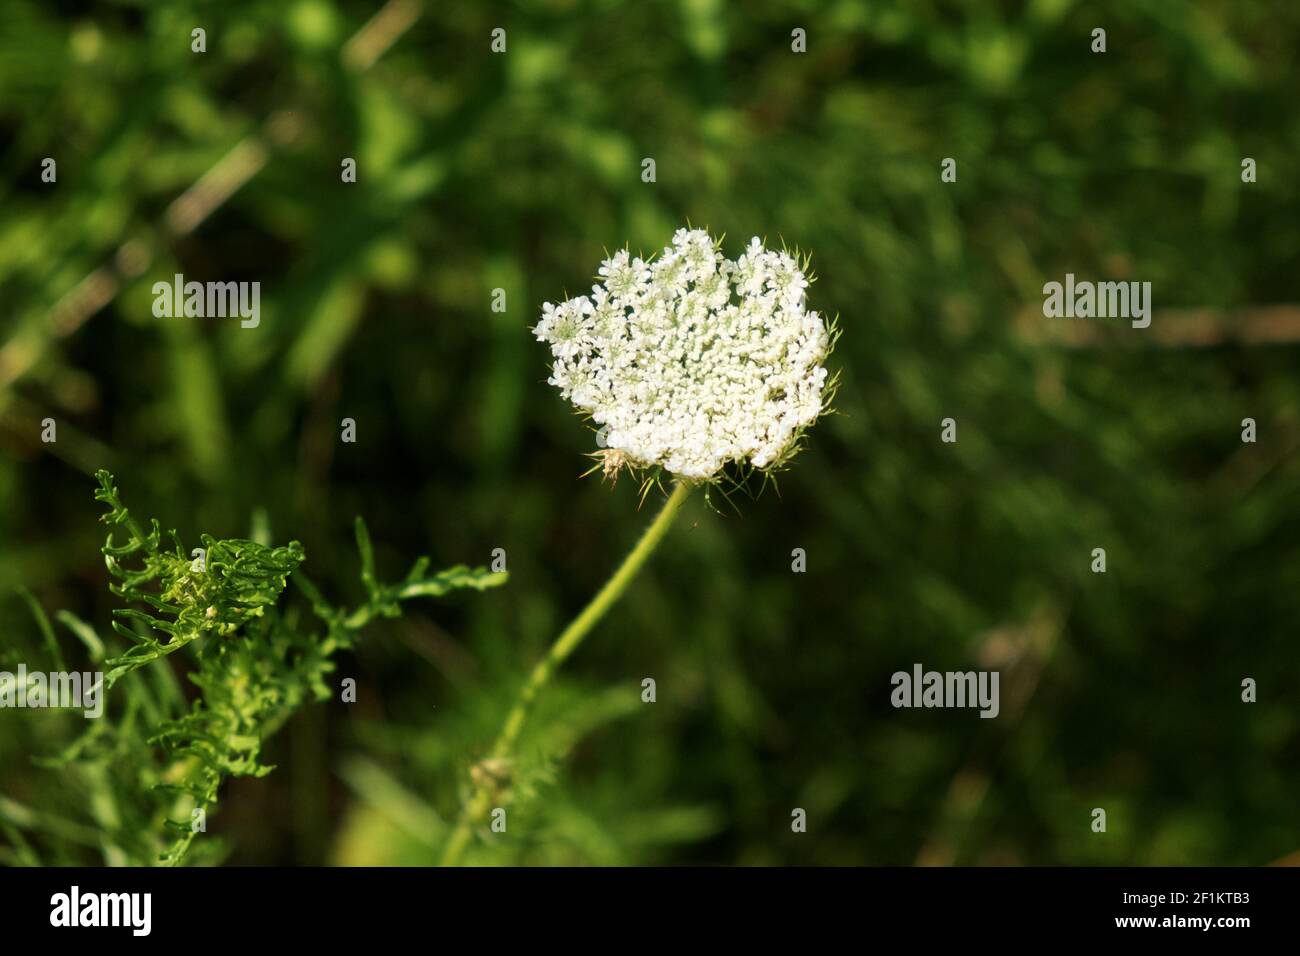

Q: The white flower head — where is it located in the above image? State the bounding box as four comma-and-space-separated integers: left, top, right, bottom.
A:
535, 228, 835, 481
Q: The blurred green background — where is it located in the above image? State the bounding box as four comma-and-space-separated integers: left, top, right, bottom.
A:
2, 0, 1298, 865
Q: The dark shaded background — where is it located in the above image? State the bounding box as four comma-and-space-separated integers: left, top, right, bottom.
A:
1, 0, 1298, 865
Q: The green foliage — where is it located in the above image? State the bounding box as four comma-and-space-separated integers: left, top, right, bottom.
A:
1, 0, 1298, 866
95, 469, 305, 688
3, 473, 504, 866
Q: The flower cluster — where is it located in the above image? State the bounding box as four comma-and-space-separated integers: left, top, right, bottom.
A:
534, 228, 832, 480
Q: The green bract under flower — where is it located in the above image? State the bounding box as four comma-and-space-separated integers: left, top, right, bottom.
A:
535, 228, 833, 481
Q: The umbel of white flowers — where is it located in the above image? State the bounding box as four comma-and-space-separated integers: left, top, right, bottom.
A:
534, 228, 832, 480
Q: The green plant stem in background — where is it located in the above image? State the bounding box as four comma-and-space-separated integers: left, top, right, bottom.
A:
440, 480, 693, 866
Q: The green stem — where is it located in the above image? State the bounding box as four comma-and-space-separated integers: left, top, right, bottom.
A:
440, 480, 693, 866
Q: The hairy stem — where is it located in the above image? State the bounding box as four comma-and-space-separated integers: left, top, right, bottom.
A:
440, 480, 693, 866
